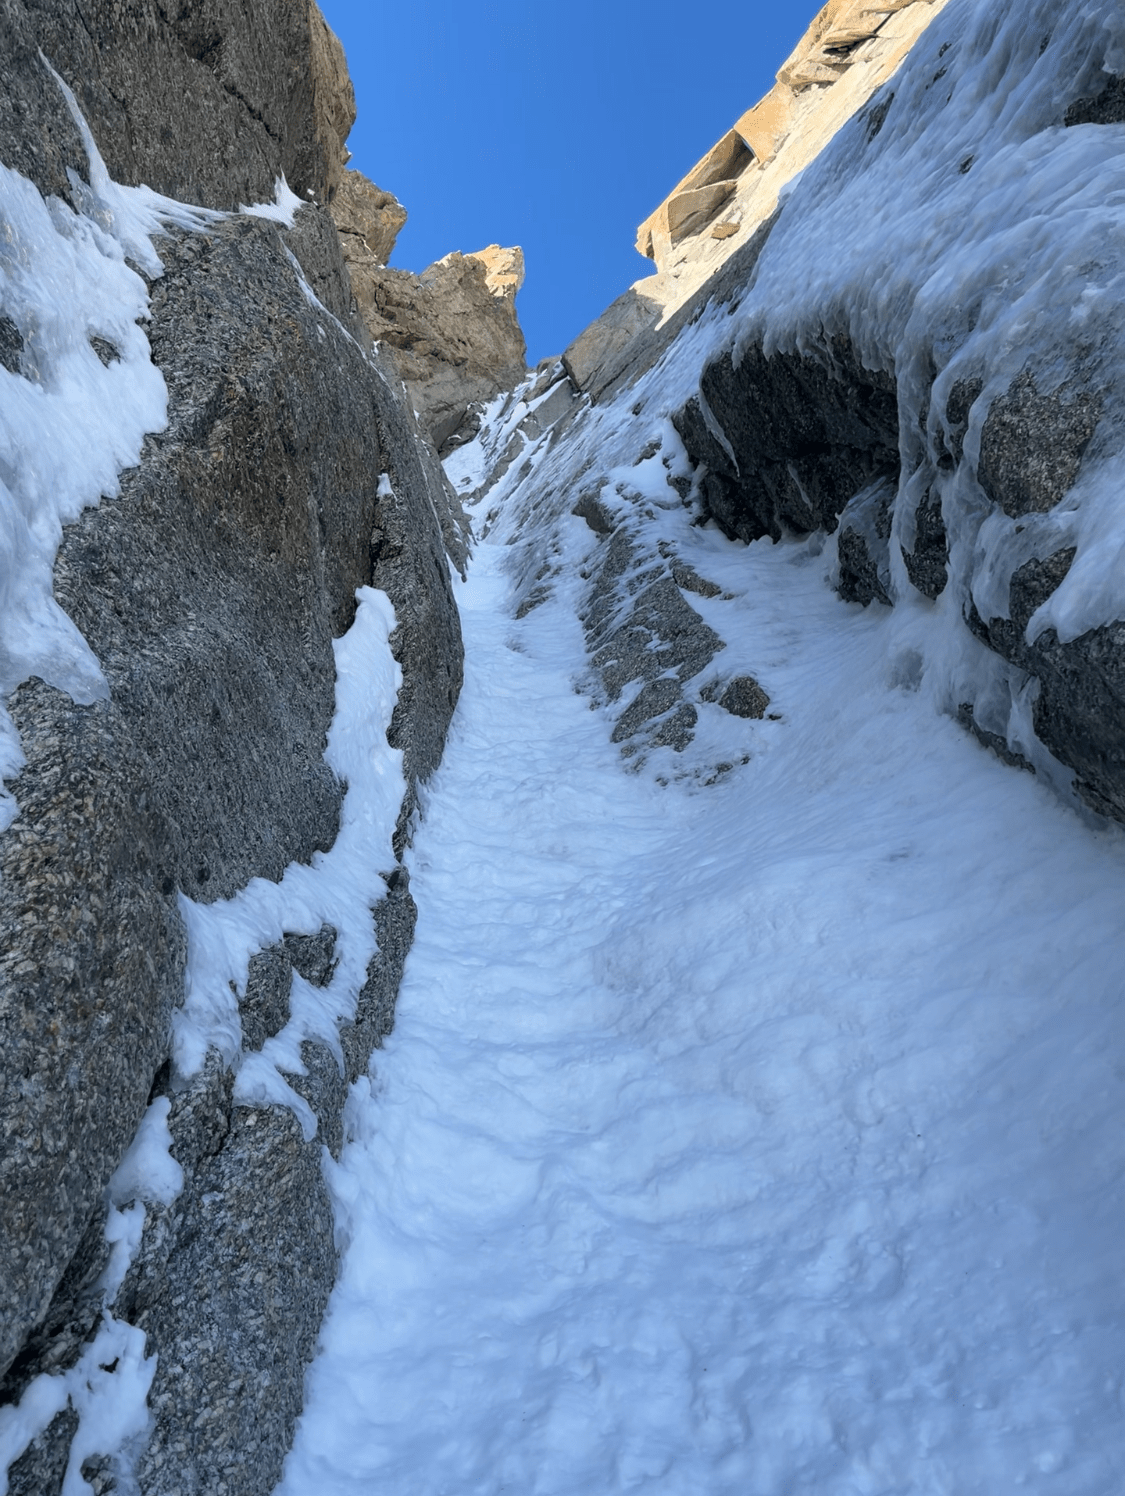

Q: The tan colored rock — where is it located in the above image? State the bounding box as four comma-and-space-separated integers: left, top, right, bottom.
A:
350, 249, 528, 454
330, 179, 527, 451
308, 2, 356, 202
732, 88, 797, 166
331, 168, 408, 265
467, 244, 526, 300
578, 0, 952, 399
636, 129, 754, 260
636, 0, 948, 277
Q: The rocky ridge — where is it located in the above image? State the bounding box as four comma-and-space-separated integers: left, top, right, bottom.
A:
565, 0, 952, 401
331, 182, 529, 455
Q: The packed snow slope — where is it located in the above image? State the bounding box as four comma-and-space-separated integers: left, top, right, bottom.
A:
279, 450, 1125, 1494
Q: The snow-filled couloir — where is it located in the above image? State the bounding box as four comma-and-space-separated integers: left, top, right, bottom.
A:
276, 0, 1125, 1473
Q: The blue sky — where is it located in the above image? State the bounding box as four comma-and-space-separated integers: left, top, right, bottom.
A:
317, 2, 816, 362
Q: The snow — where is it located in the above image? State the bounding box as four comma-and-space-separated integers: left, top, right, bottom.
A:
175, 586, 406, 1132
277, 463, 1125, 1492
0, 58, 211, 833
275, 9, 1125, 1481
0, 1315, 154, 1496
4, 1, 1124, 1488
242, 177, 307, 227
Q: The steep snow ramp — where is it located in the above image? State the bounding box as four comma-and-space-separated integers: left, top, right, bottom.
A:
278, 465, 1125, 1495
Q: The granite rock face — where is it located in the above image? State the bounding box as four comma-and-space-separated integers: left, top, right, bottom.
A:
0, 0, 355, 211
674, 336, 900, 545
672, 325, 1124, 826
328, 160, 530, 456
0, 5, 466, 1491
331, 167, 408, 268
346, 244, 529, 454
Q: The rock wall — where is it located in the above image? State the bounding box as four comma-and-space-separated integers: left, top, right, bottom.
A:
0, 0, 356, 212
0, 4, 468, 1491
333, 190, 529, 454
472, 0, 1125, 828
663, 4, 1125, 827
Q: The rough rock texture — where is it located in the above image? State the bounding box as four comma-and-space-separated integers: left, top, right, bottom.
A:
0, 6, 466, 1490
0, 0, 354, 211
469, 243, 526, 300
346, 246, 528, 454
552, 470, 726, 760
110, 870, 416, 1495
0, 207, 462, 1489
326, 166, 528, 479
675, 335, 900, 544
900, 489, 949, 601
330, 167, 408, 268
634, 0, 948, 271
367, 340, 470, 842
976, 374, 1100, 519
703, 675, 771, 720
0, 674, 186, 1390
836, 480, 895, 607
671, 325, 1125, 822
6, 1408, 79, 1496
564, 213, 779, 404
1064, 70, 1125, 127
969, 552, 1125, 823
562, 0, 954, 387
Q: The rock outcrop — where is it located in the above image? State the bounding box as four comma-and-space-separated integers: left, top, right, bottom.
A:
659, 4, 1125, 826
331, 167, 409, 268
325, 162, 529, 456
341, 232, 529, 455
567, 0, 952, 398
471, 0, 1125, 829
0, 3, 468, 1491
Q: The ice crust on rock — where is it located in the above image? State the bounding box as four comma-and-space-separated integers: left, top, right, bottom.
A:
463, 0, 1125, 804
723, 0, 1125, 647
0, 60, 211, 832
